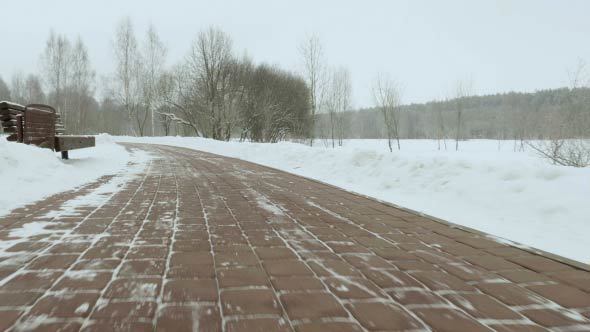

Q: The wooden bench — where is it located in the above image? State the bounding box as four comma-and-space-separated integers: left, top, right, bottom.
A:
0, 101, 95, 159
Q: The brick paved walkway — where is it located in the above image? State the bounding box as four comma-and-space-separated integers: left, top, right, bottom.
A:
1, 143, 590, 332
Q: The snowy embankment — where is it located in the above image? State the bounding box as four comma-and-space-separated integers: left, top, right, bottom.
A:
0, 134, 144, 217
115, 136, 590, 264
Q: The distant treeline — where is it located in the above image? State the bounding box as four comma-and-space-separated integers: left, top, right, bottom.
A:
316, 87, 590, 141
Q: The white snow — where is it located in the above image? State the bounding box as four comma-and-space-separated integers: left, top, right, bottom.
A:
74, 303, 90, 314
0, 134, 146, 217
0, 221, 55, 254
114, 136, 590, 264
335, 284, 350, 292
8, 221, 53, 238
250, 189, 285, 217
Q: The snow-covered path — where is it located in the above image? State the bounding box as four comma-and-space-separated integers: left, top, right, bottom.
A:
115, 137, 590, 264
0, 135, 150, 217
1, 143, 589, 331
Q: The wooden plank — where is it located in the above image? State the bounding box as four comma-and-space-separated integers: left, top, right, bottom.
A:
25, 117, 55, 124
24, 119, 55, 125
24, 121, 55, 127
25, 114, 54, 120
0, 109, 22, 116
0, 101, 25, 111
27, 138, 54, 147
23, 131, 55, 137
25, 133, 54, 140
16, 114, 23, 143
25, 121, 55, 128
25, 108, 54, 116
26, 104, 56, 114
24, 107, 55, 149
25, 125, 53, 130
24, 126, 55, 132
25, 110, 54, 117
24, 122, 55, 128
55, 135, 95, 151
1, 120, 17, 128
23, 124, 55, 131
1, 113, 18, 119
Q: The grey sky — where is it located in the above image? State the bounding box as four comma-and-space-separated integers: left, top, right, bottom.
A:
0, 0, 589, 107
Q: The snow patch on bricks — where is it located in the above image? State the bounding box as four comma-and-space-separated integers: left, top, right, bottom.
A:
8, 221, 54, 238
0, 146, 151, 260
41, 149, 152, 218
0, 135, 151, 217
13, 315, 55, 332
131, 282, 159, 298
75, 302, 90, 314
0, 221, 54, 255
250, 189, 285, 217
63, 270, 98, 280
560, 310, 589, 322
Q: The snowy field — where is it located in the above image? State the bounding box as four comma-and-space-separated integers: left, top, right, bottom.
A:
116, 136, 590, 264
0, 135, 150, 217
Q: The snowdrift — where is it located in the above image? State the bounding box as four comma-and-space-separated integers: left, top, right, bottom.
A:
0, 134, 139, 216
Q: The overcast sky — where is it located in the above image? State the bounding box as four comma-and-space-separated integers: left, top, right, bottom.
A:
1, 0, 589, 107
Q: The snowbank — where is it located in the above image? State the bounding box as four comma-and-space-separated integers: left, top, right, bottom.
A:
0, 134, 145, 217
115, 136, 590, 264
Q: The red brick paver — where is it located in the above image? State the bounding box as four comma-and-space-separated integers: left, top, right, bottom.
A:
1, 143, 590, 331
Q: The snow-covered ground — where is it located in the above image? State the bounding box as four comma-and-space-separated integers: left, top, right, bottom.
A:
1, 134, 587, 263
115, 136, 590, 264
0, 134, 148, 217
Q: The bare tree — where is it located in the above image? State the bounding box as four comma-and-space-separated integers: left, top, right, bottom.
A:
0, 76, 10, 101
324, 67, 351, 147
299, 34, 325, 145
373, 73, 402, 152
143, 24, 167, 136
24, 74, 46, 104
40, 30, 71, 125
186, 27, 234, 139
436, 98, 448, 150
70, 37, 95, 133
10, 73, 27, 104
527, 139, 590, 167
159, 66, 204, 136
528, 60, 590, 167
513, 101, 531, 152
453, 79, 473, 151
113, 17, 143, 135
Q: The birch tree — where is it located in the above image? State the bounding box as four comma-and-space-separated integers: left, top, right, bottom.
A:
187, 27, 233, 139
24, 75, 46, 104
436, 98, 447, 150
0, 76, 10, 101
70, 37, 95, 133
41, 31, 71, 123
143, 24, 167, 136
299, 34, 325, 145
10, 73, 26, 104
113, 17, 143, 135
11, 73, 46, 105
454, 79, 473, 151
373, 73, 402, 152
324, 67, 351, 147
